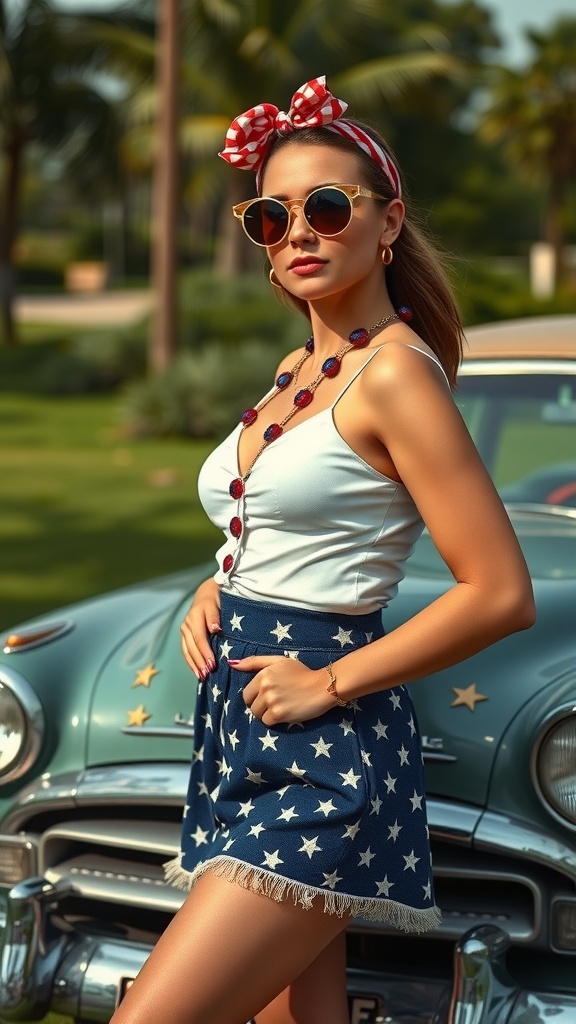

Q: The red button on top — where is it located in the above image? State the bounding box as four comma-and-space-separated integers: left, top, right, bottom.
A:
229, 478, 244, 499
223, 554, 234, 573
230, 516, 242, 538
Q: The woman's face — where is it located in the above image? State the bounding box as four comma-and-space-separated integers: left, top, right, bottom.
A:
260, 143, 402, 303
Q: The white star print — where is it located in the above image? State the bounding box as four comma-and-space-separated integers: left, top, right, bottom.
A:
193, 745, 204, 763
332, 626, 354, 647
339, 718, 355, 736
375, 876, 394, 896
216, 757, 233, 779
224, 699, 230, 714
408, 714, 416, 736
339, 767, 362, 789
244, 705, 254, 722
422, 881, 432, 900
365, 631, 373, 643
322, 870, 343, 890
358, 846, 376, 867
197, 781, 209, 796
310, 736, 333, 758
201, 712, 213, 731
183, 804, 190, 817
370, 796, 382, 815
387, 820, 402, 842
350, 699, 362, 712
284, 650, 300, 659
342, 820, 361, 840
223, 837, 235, 851
245, 768, 266, 785
384, 772, 397, 794
277, 805, 299, 822
298, 835, 323, 859
230, 612, 244, 631
248, 822, 266, 838
276, 784, 292, 800
372, 719, 388, 740
259, 730, 279, 751
315, 798, 338, 817
270, 620, 292, 643
287, 761, 307, 779
410, 789, 424, 811
228, 729, 240, 749
403, 850, 421, 872
262, 849, 284, 870
361, 749, 372, 766
219, 639, 233, 660
210, 783, 221, 802
211, 683, 221, 701
398, 745, 410, 766
389, 691, 402, 710
191, 825, 209, 847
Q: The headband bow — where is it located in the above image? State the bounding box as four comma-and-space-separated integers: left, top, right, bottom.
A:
218, 75, 402, 198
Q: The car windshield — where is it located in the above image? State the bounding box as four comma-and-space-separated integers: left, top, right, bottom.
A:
455, 371, 576, 508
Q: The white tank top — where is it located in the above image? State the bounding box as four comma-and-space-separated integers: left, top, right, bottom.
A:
198, 344, 449, 614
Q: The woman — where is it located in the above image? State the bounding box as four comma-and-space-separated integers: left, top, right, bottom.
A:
112, 76, 535, 1024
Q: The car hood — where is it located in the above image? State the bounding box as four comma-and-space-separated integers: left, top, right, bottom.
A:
86, 512, 576, 809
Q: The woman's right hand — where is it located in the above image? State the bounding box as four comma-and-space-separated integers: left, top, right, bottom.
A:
180, 577, 222, 680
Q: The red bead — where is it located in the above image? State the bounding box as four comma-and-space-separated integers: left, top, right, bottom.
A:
294, 389, 313, 408
264, 423, 283, 442
223, 554, 234, 573
322, 357, 341, 378
241, 408, 258, 426
229, 478, 244, 499
230, 516, 242, 538
349, 327, 370, 347
398, 306, 413, 322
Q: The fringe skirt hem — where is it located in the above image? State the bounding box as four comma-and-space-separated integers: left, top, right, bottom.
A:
164, 854, 441, 934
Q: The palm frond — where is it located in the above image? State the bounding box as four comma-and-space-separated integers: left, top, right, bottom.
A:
332, 52, 463, 107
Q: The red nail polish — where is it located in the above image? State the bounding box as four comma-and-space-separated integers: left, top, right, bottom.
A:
228, 659, 240, 665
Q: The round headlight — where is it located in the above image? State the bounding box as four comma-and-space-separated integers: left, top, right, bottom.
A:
534, 706, 576, 827
0, 668, 44, 785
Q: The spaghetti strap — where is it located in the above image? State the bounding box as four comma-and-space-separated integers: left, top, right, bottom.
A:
331, 342, 450, 409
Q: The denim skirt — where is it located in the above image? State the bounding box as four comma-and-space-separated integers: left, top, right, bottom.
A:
164, 591, 440, 932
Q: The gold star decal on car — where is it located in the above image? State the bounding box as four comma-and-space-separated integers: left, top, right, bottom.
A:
127, 704, 151, 727
451, 684, 488, 712
132, 663, 160, 688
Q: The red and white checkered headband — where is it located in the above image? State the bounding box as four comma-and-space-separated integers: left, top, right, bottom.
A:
218, 75, 402, 199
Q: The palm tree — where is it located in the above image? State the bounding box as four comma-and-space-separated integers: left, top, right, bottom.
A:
482, 17, 576, 288
0, 0, 154, 345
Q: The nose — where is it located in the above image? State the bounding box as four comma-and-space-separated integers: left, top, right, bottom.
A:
287, 203, 315, 243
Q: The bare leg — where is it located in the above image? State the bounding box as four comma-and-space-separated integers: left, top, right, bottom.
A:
110, 870, 350, 1024
254, 932, 348, 1024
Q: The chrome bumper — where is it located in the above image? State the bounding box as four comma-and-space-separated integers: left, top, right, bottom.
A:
2, 879, 576, 1023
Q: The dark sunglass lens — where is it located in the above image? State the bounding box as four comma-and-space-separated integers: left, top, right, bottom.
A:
244, 199, 288, 245
305, 188, 352, 235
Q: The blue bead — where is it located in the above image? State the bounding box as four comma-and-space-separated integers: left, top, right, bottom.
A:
305, 336, 315, 353
276, 371, 293, 389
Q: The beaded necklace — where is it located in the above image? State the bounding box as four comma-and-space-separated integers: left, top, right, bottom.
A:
222, 306, 412, 576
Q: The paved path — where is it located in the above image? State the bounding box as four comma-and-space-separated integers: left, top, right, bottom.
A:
15, 290, 153, 326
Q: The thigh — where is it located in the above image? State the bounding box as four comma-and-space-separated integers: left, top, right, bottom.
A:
109, 870, 350, 1024
254, 932, 348, 1024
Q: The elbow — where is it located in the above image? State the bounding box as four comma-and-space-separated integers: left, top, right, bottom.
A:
498, 584, 537, 634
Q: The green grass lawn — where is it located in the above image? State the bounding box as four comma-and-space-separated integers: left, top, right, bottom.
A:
0, 393, 221, 631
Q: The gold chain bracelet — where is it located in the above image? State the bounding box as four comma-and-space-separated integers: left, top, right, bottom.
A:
325, 662, 351, 708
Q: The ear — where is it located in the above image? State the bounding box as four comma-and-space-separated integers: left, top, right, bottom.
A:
379, 198, 405, 247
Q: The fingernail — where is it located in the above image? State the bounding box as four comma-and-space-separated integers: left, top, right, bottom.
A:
198, 668, 207, 681
208, 659, 216, 671
228, 659, 240, 666
209, 623, 221, 632
204, 662, 212, 676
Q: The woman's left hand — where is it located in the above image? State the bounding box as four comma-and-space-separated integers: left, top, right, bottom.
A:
230, 656, 334, 726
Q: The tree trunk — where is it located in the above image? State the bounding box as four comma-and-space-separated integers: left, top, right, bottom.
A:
214, 176, 257, 277
150, 0, 179, 373
544, 173, 566, 290
0, 135, 24, 346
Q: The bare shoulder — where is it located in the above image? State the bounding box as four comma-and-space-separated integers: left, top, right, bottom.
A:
275, 345, 306, 376
362, 338, 451, 400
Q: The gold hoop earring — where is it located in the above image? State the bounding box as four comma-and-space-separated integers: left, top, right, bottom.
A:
269, 268, 283, 288
382, 246, 393, 266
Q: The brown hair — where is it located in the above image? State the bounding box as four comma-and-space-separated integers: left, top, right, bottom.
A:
260, 122, 464, 388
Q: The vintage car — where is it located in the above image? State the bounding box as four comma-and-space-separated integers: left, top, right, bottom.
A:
1, 315, 576, 1024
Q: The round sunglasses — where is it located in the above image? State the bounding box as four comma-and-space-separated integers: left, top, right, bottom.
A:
232, 184, 386, 247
